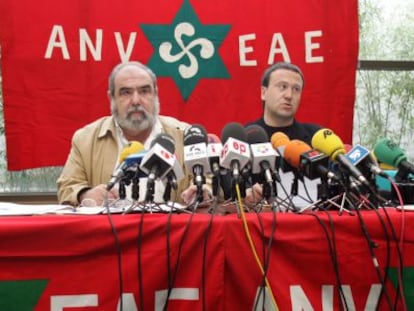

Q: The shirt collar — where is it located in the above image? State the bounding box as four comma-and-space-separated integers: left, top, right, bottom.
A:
114, 117, 163, 151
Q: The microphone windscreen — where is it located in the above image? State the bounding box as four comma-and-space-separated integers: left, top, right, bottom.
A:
183, 124, 208, 145
207, 133, 221, 144
245, 124, 269, 144
221, 122, 247, 144
373, 138, 407, 167
311, 128, 346, 161
151, 133, 176, 154
270, 132, 290, 149
119, 141, 144, 163
284, 140, 312, 168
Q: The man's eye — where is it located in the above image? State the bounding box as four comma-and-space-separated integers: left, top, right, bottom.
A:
120, 89, 132, 96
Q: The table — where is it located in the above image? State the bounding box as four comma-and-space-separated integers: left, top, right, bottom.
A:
0, 208, 412, 310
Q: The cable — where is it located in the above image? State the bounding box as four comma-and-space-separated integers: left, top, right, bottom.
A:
201, 205, 215, 311
369, 177, 407, 311
357, 189, 406, 310
252, 185, 278, 311
137, 210, 145, 311
300, 206, 350, 310
351, 195, 394, 310
235, 183, 279, 310
389, 177, 407, 310
163, 210, 195, 311
103, 195, 124, 311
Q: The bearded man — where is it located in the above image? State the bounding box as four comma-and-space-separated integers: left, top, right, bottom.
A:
57, 61, 197, 206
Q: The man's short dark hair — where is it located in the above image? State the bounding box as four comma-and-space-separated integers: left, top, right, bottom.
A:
261, 62, 305, 88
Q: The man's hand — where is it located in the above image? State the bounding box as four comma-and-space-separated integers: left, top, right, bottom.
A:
78, 184, 119, 206
244, 183, 263, 205
181, 184, 212, 205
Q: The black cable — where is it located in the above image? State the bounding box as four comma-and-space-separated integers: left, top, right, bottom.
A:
367, 185, 406, 308
378, 207, 406, 310
252, 202, 268, 311
323, 211, 349, 311
274, 174, 298, 212
352, 198, 394, 310
164, 208, 174, 311
163, 210, 195, 311
305, 211, 349, 311
162, 188, 182, 311
137, 210, 145, 311
358, 192, 406, 310
104, 197, 124, 311
253, 186, 278, 311
201, 206, 215, 311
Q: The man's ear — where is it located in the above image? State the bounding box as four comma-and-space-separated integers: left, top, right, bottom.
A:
260, 86, 267, 101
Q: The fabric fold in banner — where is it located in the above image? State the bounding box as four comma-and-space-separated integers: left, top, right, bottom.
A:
0, 0, 358, 170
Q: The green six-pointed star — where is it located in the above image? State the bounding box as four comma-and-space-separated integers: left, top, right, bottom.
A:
140, 0, 231, 100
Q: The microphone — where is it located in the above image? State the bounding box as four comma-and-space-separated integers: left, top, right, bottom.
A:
163, 153, 185, 202
271, 132, 290, 153
245, 124, 278, 184
106, 141, 145, 191
207, 133, 223, 177
207, 133, 233, 199
139, 133, 176, 201
311, 129, 371, 187
345, 144, 388, 178
124, 150, 148, 170
373, 138, 414, 180
270, 131, 292, 172
220, 122, 251, 181
283, 139, 340, 181
183, 124, 210, 191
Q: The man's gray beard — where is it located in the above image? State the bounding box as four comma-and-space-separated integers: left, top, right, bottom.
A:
114, 109, 155, 133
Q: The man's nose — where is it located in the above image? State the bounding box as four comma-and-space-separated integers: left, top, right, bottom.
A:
284, 87, 293, 98
131, 90, 142, 104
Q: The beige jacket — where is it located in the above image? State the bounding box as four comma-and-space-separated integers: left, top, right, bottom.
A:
57, 115, 192, 206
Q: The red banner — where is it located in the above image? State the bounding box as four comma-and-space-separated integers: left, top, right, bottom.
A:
0, 210, 412, 310
0, 0, 358, 170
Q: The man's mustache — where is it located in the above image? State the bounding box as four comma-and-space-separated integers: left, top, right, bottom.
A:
127, 107, 148, 117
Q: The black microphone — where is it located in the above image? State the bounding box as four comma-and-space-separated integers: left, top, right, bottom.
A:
281, 139, 340, 182
163, 154, 184, 202
245, 124, 278, 184
106, 141, 145, 191
207, 133, 222, 177
183, 124, 210, 196
139, 133, 176, 201
207, 133, 229, 197
220, 122, 251, 182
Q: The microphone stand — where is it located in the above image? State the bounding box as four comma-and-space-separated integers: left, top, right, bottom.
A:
131, 174, 140, 202
119, 180, 127, 200
163, 180, 172, 203
301, 176, 355, 215
193, 166, 205, 204
123, 171, 140, 215
212, 174, 219, 197
144, 166, 158, 213
227, 160, 248, 217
